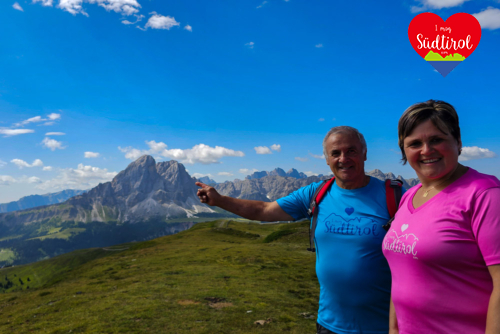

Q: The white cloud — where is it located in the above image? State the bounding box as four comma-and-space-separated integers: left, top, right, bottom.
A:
270, 144, 281, 152
257, 1, 268, 8
459, 146, 496, 161
36, 163, 117, 191
304, 171, 318, 177
13, 2, 24, 11
56, 0, 88, 16
27, 176, 42, 184
119, 140, 245, 164
34, 0, 141, 16
473, 7, 500, 30
0, 128, 35, 137
14, 113, 61, 127
45, 132, 65, 136
42, 137, 65, 151
32, 159, 44, 167
192, 173, 213, 178
315, 43, 323, 48
55, 0, 141, 16
245, 42, 255, 49
47, 113, 61, 120
184, 24, 192, 32
14, 116, 43, 127
0, 160, 6, 168
318, 118, 325, 122
0, 175, 16, 185
309, 152, 325, 159
43, 166, 53, 171
145, 14, 180, 30
218, 172, 233, 176
254, 146, 272, 154
33, 0, 53, 6
411, 0, 469, 12
295, 157, 308, 162
239, 168, 258, 175
11, 159, 31, 168
84, 151, 100, 158
122, 14, 144, 25
11, 159, 44, 169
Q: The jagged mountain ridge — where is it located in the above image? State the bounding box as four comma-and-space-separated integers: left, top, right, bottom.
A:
216, 175, 330, 201
0, 156, 214, 227
0, 189, 86, 213
196, 176, 217, 186
0, 156, 419, 227
245, 167, 308, 180
366, 169, 420, 190
216, 169, 419, 202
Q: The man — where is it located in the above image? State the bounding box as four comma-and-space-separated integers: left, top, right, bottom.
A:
196, 126, 395, 334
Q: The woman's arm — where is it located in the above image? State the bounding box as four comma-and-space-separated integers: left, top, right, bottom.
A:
389, 297, 399, 334
486, 264, 500, 334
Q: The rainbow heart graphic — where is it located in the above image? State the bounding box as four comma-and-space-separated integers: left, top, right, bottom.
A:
408, 13, 481, 77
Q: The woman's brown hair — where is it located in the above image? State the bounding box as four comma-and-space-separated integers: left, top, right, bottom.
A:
398, 100, 461, 164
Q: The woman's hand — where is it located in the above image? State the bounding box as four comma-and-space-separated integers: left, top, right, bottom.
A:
389, 297, 399, 334
486, 265, 500, 334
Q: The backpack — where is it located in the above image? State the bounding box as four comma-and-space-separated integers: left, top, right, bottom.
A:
306, 177, 403, 252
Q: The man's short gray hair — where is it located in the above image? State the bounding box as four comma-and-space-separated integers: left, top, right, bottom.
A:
322, 126, 367, 158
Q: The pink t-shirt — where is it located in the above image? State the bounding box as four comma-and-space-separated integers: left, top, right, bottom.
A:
383, 168, 500, 334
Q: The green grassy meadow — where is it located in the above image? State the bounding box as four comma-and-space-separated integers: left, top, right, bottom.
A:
0, 220, 319, 333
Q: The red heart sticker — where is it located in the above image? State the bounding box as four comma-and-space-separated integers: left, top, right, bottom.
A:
408, 13, 481, 77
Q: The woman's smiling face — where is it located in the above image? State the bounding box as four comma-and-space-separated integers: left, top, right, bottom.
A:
403, 119, 462, 183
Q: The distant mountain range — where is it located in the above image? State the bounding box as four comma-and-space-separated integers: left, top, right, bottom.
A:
366, 169, 420, 190
0, 156, 419, 265
0, 156, 215, 228
245, 167, 309, 180
0, 189, 86, 213
215, 168, 418, 202
0, 160, 420, 218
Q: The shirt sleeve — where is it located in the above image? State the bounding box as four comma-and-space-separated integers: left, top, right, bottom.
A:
471, 187, 500, 266
276, 182, 321, 221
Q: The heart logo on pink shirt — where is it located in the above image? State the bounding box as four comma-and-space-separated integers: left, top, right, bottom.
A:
401, 224, 409, 232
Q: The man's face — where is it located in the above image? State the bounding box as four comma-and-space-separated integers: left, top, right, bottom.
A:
324, 132, 367, 187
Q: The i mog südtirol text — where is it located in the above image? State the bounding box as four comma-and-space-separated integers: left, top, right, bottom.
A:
416, 25, 473, 54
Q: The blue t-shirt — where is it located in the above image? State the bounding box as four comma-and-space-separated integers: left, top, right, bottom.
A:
277, 177, 398, 334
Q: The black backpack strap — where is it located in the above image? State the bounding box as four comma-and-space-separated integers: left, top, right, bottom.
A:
307, 177, 335, 252
382, 179, 403, 232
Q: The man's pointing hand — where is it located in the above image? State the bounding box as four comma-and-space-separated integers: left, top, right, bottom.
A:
195, 182, 221, 206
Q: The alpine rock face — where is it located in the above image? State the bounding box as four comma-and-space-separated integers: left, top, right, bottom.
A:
216, 169, 419, 202
0, 157, 419, 228
0, 156, 214, 227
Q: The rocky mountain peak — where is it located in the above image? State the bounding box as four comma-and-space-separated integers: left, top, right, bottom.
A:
157, 160, 196, 193
269, 168, 287, 177
62, 156, 213, 222
246, 167, 307, 180
286, 168, 307, 179
112, 155, 160, 197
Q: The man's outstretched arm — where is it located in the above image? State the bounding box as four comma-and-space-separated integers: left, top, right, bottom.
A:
195, 182, 294, 222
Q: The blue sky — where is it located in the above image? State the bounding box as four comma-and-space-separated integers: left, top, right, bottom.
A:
1, 0, 499, 203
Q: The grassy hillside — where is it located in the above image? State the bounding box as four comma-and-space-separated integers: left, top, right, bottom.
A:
0, 220, 319, 333
0, 218, 230, 266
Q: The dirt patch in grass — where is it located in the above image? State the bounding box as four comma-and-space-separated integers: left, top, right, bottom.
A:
177, 299, 201, 305
204, 296, 233, 309
208, 302, 233, 309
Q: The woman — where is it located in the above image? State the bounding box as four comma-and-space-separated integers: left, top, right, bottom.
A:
382, 100, 500, 334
